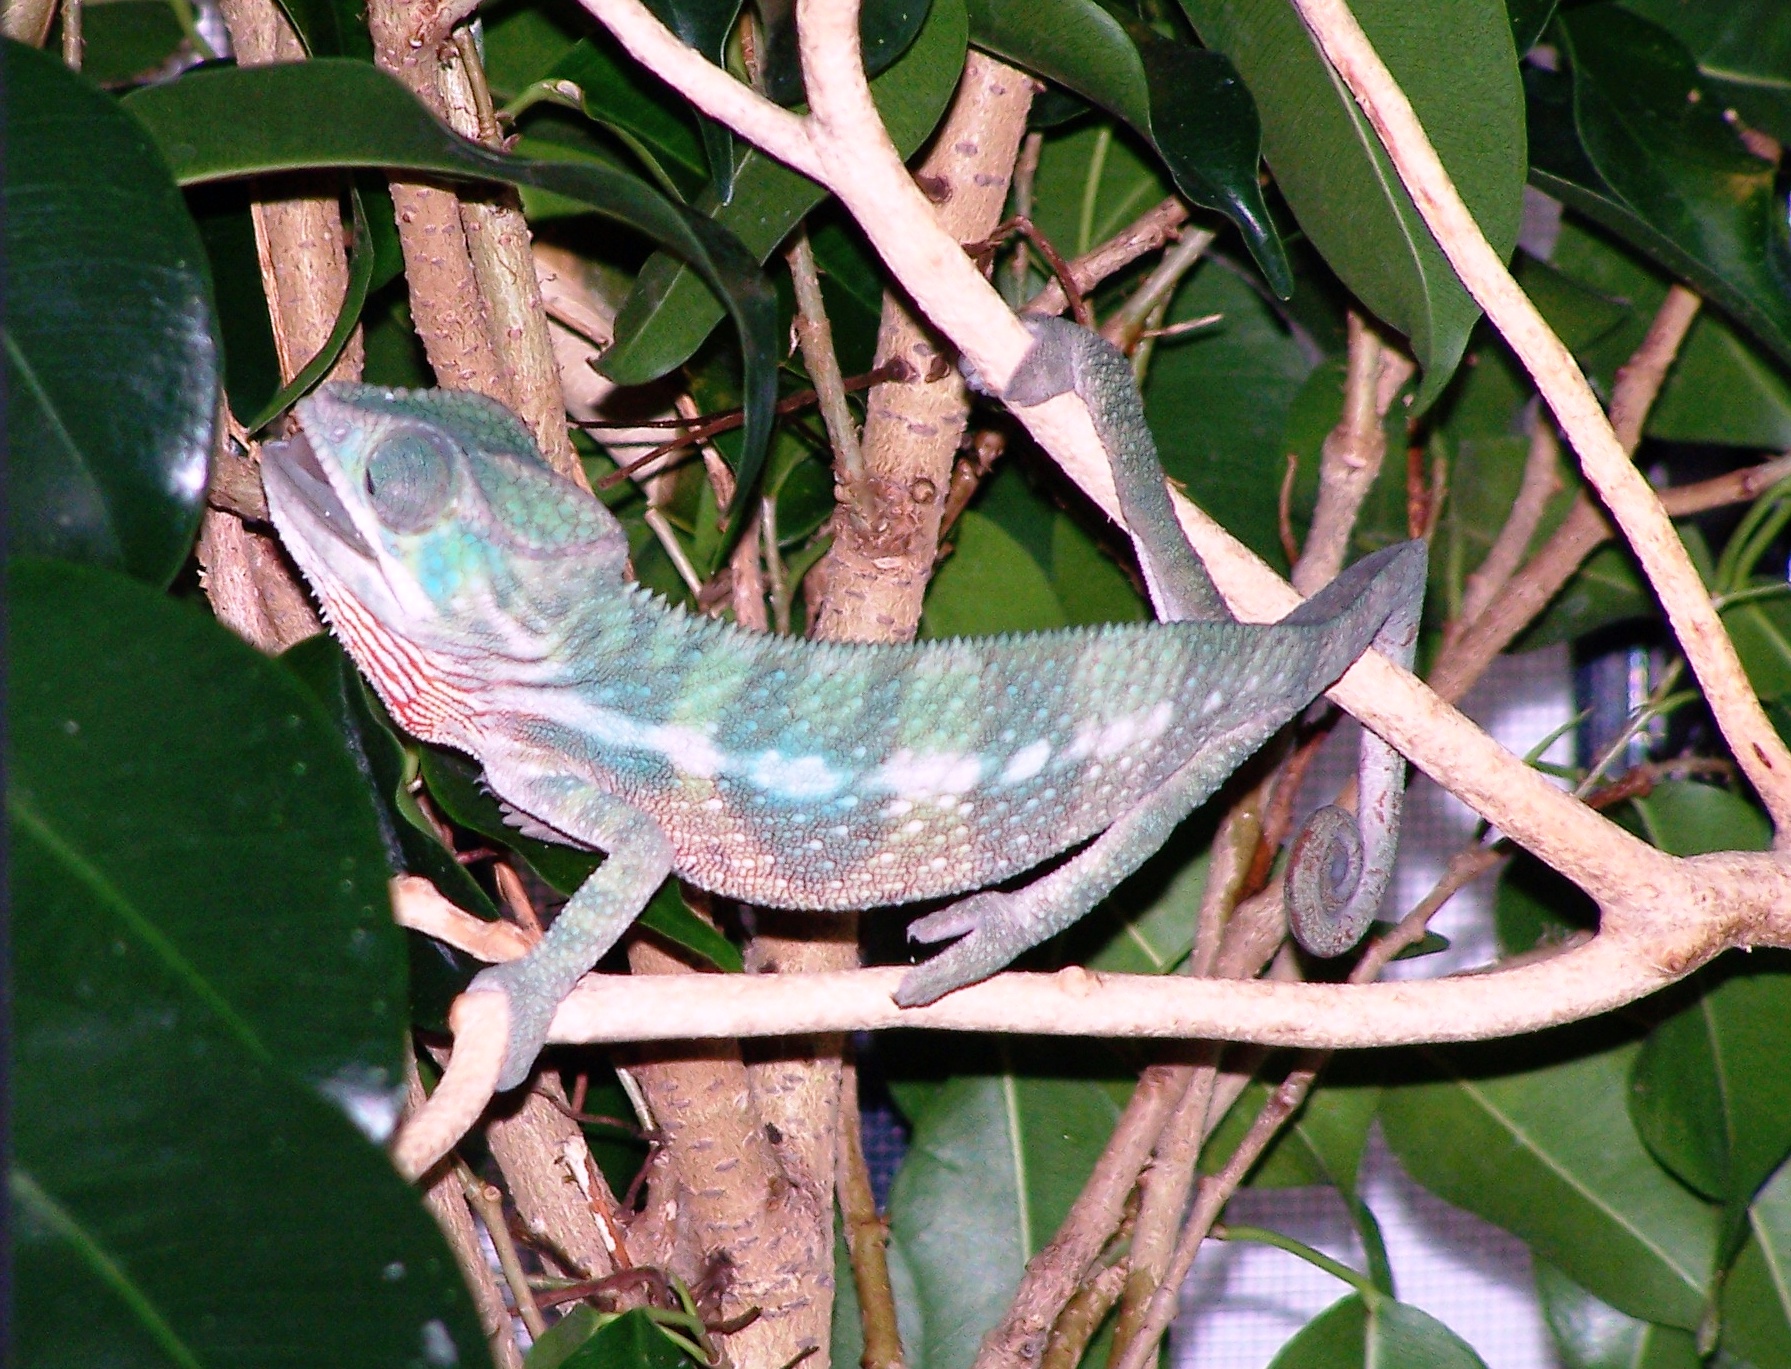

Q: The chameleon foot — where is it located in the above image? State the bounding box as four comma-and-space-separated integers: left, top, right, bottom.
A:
897, 891, 1030, 1007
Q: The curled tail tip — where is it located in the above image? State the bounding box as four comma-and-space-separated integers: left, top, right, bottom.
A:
1285, 805, 1376, 958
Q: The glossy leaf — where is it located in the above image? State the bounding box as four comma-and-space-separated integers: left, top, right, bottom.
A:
967, 0, 1290, 293
1621, 0, 1791, 144
886, 1057, 1126, 1369
123, 56, 779, 521
1721, 1153, 1791, 1367
1147, 253, 1323, 572
7, 40, 216, 586
80, 0, 185, 84
1180, 0, 1526, 407
1508, 0, 1558, 55
1267, 1293, 1490, 1368
554, 1308, 689, 1369
602, 0, 966, 384
13, 561, 479, 1366
1726, 589, 1791, 703
1535, 1259, 1701, 1369
1630, 948, 1791, 1252
1204, 1074, 1382, 1194
1530, 8, 1791, 373
13, 559, 407, 1121
1381, 1034, 1718, 1329
641, 0, 743, 198
529, 36, 710, 194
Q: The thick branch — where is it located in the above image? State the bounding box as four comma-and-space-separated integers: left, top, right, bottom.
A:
1288, 0, 1791, 831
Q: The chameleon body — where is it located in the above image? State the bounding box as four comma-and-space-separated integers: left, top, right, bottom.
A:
262, 318, 1424, 1095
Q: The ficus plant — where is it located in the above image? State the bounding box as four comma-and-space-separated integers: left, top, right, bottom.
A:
13, 0, 1791, 1366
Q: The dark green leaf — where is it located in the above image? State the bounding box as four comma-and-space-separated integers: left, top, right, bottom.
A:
1147, 258, 1323, 572
1722, 1153, 1791, 1367
276, 0, 374, 60
531, 35, 710, 193
1180, 0, 1526, 407
921, 509, 1071, 638
1529, 8, 1791, 373
1725, 587, 1791, 703
557, 1308, 689, 1369
80, 0, 185, 84
1630, 951, 1791, 1252
757, 0, 932, 107
13, 559, 407, 1116
886, 1059, 1126, 1369
639, 0, 741, 197
1268, 1294, 1490, 1368
1508, 0, 1558, 55
6, 40, 217, 586
1204, 1073, 1382, 1193
123, 55, 779, 523
13, 562, 479, 1365
601, 0, 966, 383
1381, 1033, 1718, 1329
967, 0, 1291, 293
1620, 0, 1791, 145
1535, 1259, 1701, 1369
1495, 849, 1599, 957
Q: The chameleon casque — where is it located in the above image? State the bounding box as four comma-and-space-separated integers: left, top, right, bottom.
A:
262, 316, 1425, 1154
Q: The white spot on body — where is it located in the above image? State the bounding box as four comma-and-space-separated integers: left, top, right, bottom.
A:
871, 749, 986, 800
1000, 738, 1052, 785
746, 749, 847, 799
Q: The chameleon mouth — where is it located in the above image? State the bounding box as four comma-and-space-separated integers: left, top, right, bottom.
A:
261, 431, 378, 563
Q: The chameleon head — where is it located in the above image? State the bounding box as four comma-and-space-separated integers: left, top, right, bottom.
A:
261, 383, 630, 739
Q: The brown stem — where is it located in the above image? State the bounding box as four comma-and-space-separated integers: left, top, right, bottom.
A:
838, 1061, 906, 1369
1040, 1262, 1128, 1369
460, 1163, 549, 1339
1025, 198, 1192, 320
1456, 413, 1563, 633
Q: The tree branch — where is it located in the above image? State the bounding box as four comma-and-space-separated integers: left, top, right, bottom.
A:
1287, 0, 1791, 833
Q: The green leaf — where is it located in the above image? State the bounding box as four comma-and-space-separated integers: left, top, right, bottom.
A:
1628, 779, 1773, 858
1203, 1070, 1381, 1194
1725, 588, 1791, 703
12, 559, 407, 1118
80, 0, 186, 84
525, 36, 710, 195
601, 0, 967, 383
1508, 0, 1558, 55
1147, 255, 1323, 572
1629, 951, 1791, 1251
1267, 1294, 1490, 1368
123, 55, 779, 522
12, 562, 481, 1366
556, 1308, 690, 1369
1380, 1033, 1718, 1329
1529, 8, 1791, 374
1535, 1259, 1701, 1369
758, 0, 933, 107
1620, 0, 1791, 144
6, 40, 217, 587
886, 1054, 1126, 1369
921, 508, 1070, 638
1179, 0, 1526, 407
1721, 1153, 1791, 1367
966, 0, 1291, 293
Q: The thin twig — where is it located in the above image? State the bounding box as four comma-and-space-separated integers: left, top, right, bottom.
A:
460, 1164, 549, 1339
837, 1062, 905, 1369
1456, 412, 1563, 632
788, 228, 869, 490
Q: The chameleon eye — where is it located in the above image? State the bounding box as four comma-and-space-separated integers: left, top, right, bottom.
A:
364, 428, 456, 532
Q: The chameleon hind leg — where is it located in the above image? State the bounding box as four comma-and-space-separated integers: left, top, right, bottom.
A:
1005, 315, 1428, 963
467, 788, 675, 1091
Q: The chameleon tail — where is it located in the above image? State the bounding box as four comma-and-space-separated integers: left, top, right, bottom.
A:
1282, 541, 1427, 957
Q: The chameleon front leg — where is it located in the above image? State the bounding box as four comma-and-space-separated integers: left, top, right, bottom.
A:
999, 316, 1426, 962
467, 787, 675, 1091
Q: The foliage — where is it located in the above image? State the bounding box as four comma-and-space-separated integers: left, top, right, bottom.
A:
14, 0, 1791, 1365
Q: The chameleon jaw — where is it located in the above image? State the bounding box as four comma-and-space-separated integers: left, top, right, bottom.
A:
261, 431, 379, 564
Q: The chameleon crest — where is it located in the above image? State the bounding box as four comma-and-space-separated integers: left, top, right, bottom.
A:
264, 327, 1422, 1174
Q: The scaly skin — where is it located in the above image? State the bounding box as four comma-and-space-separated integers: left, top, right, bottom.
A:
263, 360, 1423, 1093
